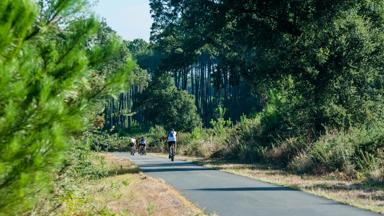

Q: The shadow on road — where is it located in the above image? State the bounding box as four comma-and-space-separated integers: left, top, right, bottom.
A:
142, 167, 215, 173
189, 186, 295, 191
139, 162, 194, 167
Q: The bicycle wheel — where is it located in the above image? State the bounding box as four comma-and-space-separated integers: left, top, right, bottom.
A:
171, 144, 175, 161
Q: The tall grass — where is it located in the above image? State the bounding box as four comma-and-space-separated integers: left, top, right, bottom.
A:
176, 114, 384, 181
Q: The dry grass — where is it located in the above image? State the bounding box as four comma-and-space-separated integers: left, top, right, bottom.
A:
99, 153, 140, 176
152, 153, 384, 214
107, 175, 204, 216
57, 153, 206, 216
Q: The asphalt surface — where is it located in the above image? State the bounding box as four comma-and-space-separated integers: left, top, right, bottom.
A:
114, 153, 380, 216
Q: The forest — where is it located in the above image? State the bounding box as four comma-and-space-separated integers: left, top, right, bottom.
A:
1, 0, 384, 215
105, 0, 384, 177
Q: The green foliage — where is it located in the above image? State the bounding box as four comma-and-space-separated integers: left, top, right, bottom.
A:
97, 32, 151, 133
174, 129, 226, 158
197, 113, 384, 179
89, 128, 166, 153
0, 1, 133, 214
89, 133, 132, 152
102, 65, 149, 132
149, 0, 384, 175
136, 74, 202, 132
210, 106, 232, 136
127, 39, 162, 74
221, 115, 264, 162
148, 125, 167, 151
307, 124, 384, 176
191, 127, 203, 140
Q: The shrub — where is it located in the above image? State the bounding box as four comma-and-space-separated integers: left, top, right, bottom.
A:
205, 112, 384, 180
265, 137, 308, 165
89, 133, 131, 152
222, 115, 263, 161
148, 125, 167, 151
210, 106, 232, 135
288, 152, 314, 174
173, 127, 227, 158
307, 123, 384, 176
191, 127, 203, 140
309, 131, 358, 173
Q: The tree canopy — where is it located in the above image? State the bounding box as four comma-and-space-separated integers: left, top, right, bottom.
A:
149, 0, 384, 135
135, 75, 202, 132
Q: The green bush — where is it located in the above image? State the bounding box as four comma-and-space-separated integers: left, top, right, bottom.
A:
31, 141, 111, 215
220, 115, 262, 161
223, 86, 308, 162
265, 137, 308, 165
193, 110, 384, 181
89, 133, 132, 152
210, 106, 232, 135
170, 127, 227, 158
288, 152, 314, 174
148, 125, 167, 151
191, 127, 204, 140
309, 131, 357, 174
304, 123, 384, 177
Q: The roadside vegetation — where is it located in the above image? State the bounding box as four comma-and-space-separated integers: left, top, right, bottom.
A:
33, 153, 204, 216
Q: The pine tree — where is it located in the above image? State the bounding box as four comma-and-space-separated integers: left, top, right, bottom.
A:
0, 1, 133, 214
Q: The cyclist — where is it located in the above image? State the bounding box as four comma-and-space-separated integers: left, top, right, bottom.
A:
129, 137, 136, 155
139, 136, 147, 155
167, 129, 177, 159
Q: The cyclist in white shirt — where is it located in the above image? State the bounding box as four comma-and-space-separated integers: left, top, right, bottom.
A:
167, 129, 177, 158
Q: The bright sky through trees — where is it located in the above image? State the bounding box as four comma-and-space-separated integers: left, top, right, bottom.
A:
93, 0, 152, 41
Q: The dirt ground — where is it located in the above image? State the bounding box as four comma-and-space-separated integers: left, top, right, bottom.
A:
105, 174, 203, 216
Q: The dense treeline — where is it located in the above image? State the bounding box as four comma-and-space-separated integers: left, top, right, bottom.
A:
0, 0, 134, 214
150, 0, 384, 133
148, 35, 263, 125
101, 38, 150, 132
146, 0, 384, 179
169, 55, 262, 125
102, 67, 149, 131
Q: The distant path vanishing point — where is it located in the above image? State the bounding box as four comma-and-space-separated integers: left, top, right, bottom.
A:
114, 153, 380, 216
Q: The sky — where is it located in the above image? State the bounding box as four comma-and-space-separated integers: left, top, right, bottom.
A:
93, 0, 152, 41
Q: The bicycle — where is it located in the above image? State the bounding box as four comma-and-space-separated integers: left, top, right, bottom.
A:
168, 142, 175, 161
139, 145, 146, 155
130, 144, 135, 155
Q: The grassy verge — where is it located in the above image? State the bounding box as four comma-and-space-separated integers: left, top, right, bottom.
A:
151, 153, 384, 214
55, 153, 206, 216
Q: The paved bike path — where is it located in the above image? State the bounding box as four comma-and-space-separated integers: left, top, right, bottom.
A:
114, 153, 380, 216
